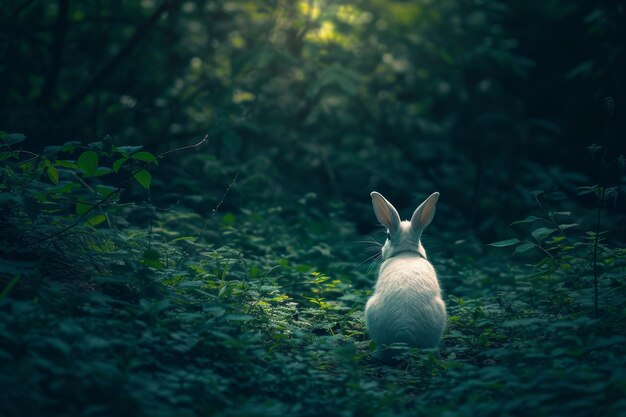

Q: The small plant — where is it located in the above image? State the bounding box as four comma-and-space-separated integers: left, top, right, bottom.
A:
0, 133, 157, 233
489, 129, 624, 317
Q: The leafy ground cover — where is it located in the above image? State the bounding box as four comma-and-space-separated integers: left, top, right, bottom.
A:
1, 136, 624, 417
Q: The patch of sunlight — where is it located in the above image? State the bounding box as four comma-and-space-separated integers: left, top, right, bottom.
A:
141, 0, 155, 9
371, 0, 424, 27
306, 21, 347, 45
232, 89, 256, 104
190, 57, 202, 70
337, 5, 373, 25
229, 31, 246, 49
382, 53, 410, 72
299, 1, 321, 20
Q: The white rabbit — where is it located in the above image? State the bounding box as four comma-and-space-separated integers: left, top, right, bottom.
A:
364, 191, 446, 360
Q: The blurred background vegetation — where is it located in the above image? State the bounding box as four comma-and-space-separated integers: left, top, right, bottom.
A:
2, 0, 624, 239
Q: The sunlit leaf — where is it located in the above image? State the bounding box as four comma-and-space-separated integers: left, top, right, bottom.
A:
86, 214, 107, 226
47, 165, 59, 185
76, 201, 96, 216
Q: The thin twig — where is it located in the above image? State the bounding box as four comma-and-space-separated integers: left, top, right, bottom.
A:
157, 134, 208, 159
592, 97, 614, 317
592, 189, 604, 318
176, 172, 239, 268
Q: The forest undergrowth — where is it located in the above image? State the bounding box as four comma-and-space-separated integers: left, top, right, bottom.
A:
1, 134, 625, 417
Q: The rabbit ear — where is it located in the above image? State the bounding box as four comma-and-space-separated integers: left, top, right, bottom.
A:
370, 192, 401, 231
410, 192, 439, 235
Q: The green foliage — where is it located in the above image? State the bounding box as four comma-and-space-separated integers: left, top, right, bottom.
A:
1, 134, 625, 416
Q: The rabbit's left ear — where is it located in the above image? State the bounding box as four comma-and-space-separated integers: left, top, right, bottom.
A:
410, 192, 439, 234
371, 191, 401, 231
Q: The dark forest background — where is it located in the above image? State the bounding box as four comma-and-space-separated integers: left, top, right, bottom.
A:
1, 1, 625, 416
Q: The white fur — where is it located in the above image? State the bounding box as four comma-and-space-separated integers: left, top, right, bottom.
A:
365, 192, 446, 360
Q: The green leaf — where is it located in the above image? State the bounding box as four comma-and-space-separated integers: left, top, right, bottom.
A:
221, 212, 236, 227
170, 236, 196, 243
510, 216, 544, 225
133, 169, 151, 189
113, 157, 128, 172
48, 182, 80, 195
0, 151, 18, 161
488, 238, 521, 247
92, 167, 113, 177
55, 160, 79, 169
142, 248, 164, 269
514, 242, 536, 254
5, 133, 26, 146
86, 214, 107, 226
47, 165, 59, 185
95, 185, 118, 198
62, 141, 82, 152
115, 145, 143, 156
77, 151, 99, 176
43, 146, 62, 155
224, 314, 254, 322
532, 227, 557, 241
131, 151, 158, 165
76, 201, 96, 216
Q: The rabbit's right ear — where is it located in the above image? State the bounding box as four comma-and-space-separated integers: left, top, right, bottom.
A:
370, 192, 401, 231
410, 192, 439, 235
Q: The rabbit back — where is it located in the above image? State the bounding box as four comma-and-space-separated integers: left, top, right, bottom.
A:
365, 255, 446, 351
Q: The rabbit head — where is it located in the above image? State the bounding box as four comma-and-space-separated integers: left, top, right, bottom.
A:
370, 191, 439, 260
